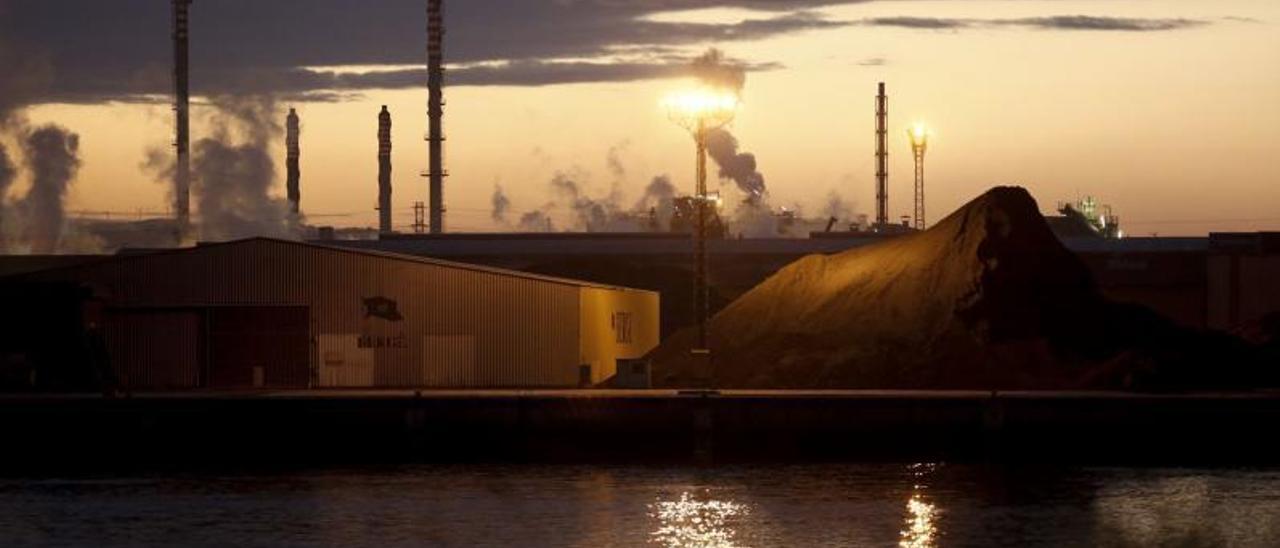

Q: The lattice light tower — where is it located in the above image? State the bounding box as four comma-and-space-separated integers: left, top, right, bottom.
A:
664, 90, 738, 379
908, 123, 929, 230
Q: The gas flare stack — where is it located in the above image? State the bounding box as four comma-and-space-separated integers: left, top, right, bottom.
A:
172, 0, 192, 237
425, 0, 447, 233
286, 108, 301, 214
378, 105, 393, 234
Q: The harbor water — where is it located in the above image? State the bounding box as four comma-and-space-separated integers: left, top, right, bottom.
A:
2, 463, 1278, 547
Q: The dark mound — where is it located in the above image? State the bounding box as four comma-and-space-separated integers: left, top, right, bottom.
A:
651, 186, 1262, 390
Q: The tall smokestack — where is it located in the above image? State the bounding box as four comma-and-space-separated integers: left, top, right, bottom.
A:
285, 107, 300, 214
173, 0, 192, 237
875, 82, 888, 227
426, 0, 446, 233
378, 105, 393, 233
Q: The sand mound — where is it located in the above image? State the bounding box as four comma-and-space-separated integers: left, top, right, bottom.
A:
650, 186, 1258, 389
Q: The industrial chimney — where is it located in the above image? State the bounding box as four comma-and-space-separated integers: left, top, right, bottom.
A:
874, 82, 888, 228
426, 0, 446, 233
286, 108, 301, 214
172, 0, 192, 237
378, 105, 393, 233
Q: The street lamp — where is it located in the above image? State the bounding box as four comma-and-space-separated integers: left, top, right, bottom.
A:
907, 123, 929, 230
664, 89, 738, 388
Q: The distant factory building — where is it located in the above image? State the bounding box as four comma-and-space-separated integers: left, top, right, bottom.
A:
8, 239, 658, 390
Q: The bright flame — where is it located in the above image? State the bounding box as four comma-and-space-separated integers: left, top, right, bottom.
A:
664, 89, 739, 132
908, 122, 929, 146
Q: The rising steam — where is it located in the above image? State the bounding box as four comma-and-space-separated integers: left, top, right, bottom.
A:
192, 96, 300, 241
491, 184, 511, 223
634, 175, 677, 230
18, 125, 82, 253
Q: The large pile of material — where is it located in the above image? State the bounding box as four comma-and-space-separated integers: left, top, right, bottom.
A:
651, 186, 1260, 390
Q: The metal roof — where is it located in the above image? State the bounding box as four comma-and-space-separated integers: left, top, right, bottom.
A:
5, 237, 655, 294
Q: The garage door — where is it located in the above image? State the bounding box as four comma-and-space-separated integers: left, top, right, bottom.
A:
207, 306, 310, 389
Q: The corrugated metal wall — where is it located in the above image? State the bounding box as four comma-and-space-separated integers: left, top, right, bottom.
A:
27, 240, 614, 388
105, 309, 201, 389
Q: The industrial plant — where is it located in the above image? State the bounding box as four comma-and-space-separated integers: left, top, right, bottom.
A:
0, 0, 1276, 396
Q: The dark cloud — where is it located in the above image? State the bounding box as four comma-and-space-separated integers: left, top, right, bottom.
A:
1005, 16, 1208, 32
856, 57, 887, 66
0, 0, 848, 104
863, 16, 969, 30
0, 1, 1215, 105
861, 15, 1209, 32
0, 37, 54, 124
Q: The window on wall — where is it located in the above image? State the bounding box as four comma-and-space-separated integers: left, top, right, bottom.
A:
612, 311, 633, 344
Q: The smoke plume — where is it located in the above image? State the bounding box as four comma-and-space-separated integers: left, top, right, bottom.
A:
606, 140, 629, 182
193, 95, 299, 241
552, 173, 613, 231
823, 190, 854, 221
704, 128, 766, 198
688, 49, 768, 200
633, 175, 677, 230
518, 210, 553, 232
491, 184, 511, 223
18, 125, 81, 253
690, 49, 746, 93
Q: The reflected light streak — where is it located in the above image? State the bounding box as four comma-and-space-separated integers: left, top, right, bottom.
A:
899, 493, 938, 548
650, 491, 748, 548
900, 462, 940, 548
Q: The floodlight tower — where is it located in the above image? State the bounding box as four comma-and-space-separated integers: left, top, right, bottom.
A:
908, 123, 929, 230
665, 90, 738, 385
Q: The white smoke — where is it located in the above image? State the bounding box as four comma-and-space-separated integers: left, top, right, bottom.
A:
191, 96, 301, 241
18, 125, 81, 253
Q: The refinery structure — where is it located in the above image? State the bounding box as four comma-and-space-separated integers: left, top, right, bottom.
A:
1, 0, 1278, 393
33, 0, 1115, 248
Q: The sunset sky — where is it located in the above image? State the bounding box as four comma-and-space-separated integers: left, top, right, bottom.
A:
2, 0, 1278, 236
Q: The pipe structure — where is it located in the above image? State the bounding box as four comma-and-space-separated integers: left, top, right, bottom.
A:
172, 0, 192, 237
286, 108, 301, 214
875, 83, 888, 228
378, 106, 393, 233
426, 0, 446, 233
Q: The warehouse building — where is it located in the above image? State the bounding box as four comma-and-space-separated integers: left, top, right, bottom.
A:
7, 238, 658, 390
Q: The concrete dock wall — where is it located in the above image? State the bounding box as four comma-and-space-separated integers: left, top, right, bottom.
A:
1, 390, 1277, 469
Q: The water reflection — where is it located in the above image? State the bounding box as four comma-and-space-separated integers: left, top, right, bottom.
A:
900, 463, 940, 548
650, 491, 749, 548
900, 494, 938, 548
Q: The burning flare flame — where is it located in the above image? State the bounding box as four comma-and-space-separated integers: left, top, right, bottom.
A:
663, 89, 739, 132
